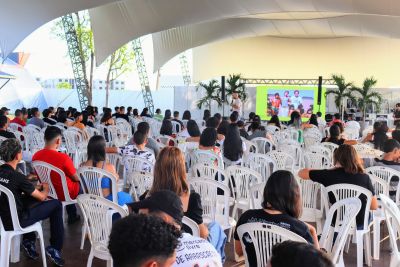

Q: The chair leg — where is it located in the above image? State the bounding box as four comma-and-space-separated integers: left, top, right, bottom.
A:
86, 249, 94, 267
10, 235, 20, 263
37, 230, 47, 267
0, 234, 11, 267
364, 233, 372, 267
107, 259, 112, 267
80, 224, 87, 250
373, 219, 380, 260
356, 233, 364, 267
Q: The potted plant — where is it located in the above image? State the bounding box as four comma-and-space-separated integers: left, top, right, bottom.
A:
352, 77, 382, 126
196, 79, 222, 113
326, 74, 355, 119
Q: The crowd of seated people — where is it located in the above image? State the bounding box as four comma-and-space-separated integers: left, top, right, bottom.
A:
3, 103, 400, 267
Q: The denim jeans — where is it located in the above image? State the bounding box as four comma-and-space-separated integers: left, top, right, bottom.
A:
21, 199, 64, 250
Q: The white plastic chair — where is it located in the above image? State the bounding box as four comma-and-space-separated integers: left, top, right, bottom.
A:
366, 168, 394, 260
242, 153, 276, 183
319, 198, 362, 267
77, 194, 128, 267
190, 149, 224, 170
86, 127, 100, 138
266, 125, 280, 135
266, 150, 295, 172
225, 166, 262, 219
106, 153, 122, 174
192, 163, 227, 185
380, 194, 400, 267
241, 138, 257, 156
8, 123, 21, 131
0, 184, 47, 267
251, 137, 274, 154
303, 134, 321, 149
321, 142, 339, 155
277, 142, 303, 169
323, 184, 373, 267
303, 151, 332, 169
156, 135, 176, 146
122, 156, 154, 188
249, 182, 266, 209
32, 161, 77, 222
237, 222, 307, 267
189, 178, 236, 240
126, 171, 153, 201
182, 216, 200, 237
299, 179, 324, 235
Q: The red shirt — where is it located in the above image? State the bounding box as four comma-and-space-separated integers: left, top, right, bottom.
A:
10, 117, 26, 129
32, 149, 79, 201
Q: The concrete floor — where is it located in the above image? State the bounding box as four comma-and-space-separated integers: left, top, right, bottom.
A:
9, 218, 393, 267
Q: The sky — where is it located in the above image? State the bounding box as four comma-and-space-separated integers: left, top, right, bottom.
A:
15, 18, 192, 91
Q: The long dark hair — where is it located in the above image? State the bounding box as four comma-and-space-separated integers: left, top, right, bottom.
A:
203, 110, 211, 121
101, 111, 112, 123
262, 170, 302, 218
217, 120, 229, 136
160, 119, 173, 135
87, 135, 106, 166
182, 110, 191, 120
186, 120, 200, 137
328, 124, 341, 143
309, 114, 318, 127
164, 109, 172, 120
223, 124, 243, 161
373, 121, 388, 151
269, 115, 281, 128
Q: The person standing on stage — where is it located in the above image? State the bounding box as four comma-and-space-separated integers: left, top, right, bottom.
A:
280, 90, 291, 117
231, 92, 242, 116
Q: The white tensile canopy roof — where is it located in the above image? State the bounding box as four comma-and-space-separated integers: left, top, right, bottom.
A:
3, 0, 400, 72
0, 0, 119, 58
88, 0, 400, 71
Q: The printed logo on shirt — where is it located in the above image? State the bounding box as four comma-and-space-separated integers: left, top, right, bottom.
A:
175, 236, 221, 267
0, 177, 9, 184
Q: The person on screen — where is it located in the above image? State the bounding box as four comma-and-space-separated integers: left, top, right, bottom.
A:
290, 90, 303, 109
271, 93, 282, 115
280, 90, 291, 117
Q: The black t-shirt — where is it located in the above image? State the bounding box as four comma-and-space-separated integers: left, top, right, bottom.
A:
183, 192, 203, 234
233, 209, 313, 267
0, 130, 16, 139
0, 164, 35, 230
309, 168, 375, 226
321, 137, 345, 145
115, 113, 130, 122
239, 129, 249, 140
43, 117, 57, 125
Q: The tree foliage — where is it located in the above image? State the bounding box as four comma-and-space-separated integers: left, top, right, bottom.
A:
196, 79, 222, 112
225, 74, 247, 102
326, 74, 355, 115
56, 82, 72, 90
352, 77, 382, 121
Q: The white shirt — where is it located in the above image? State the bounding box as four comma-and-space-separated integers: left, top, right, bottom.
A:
174, 233, 222, 267
290, 96, 303, 109
231, 98, 242, 114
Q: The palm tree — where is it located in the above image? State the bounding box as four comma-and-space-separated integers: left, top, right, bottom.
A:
326, 74, 355, 117
225, 74, 247, 103
196, 79, 222, 113
352, 77, 382, 123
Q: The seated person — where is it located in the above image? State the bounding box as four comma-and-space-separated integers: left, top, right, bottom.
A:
129, 190, 223, 266
185, 120, 201, 144
198, 127, 222, 162
224, 124, 246, 165
0, 139, 65, 266
298, 144, 378, 229
43, 109, 57, 125
237, 120, 249, 140
268, 241, 334, 267
230, 111, 239, 124
0, 115, 16, 139
322, 124, 356, 145
114, 106, 130, 122
32, 126, 81, 224
129, 121, 160, 158
268, 115, 281, 129
107, 131, 155, 173
172, 111, 184, 132
362, 121, 389, 151
28, 107, 45, 128
248, 121, 268, 140
234, 170, 318, 267
328, 113, 343, 127
57, 110, 73, 129
81, 135, 132, 206
392, 129, 400, 143
109, 214, 180, 267
206, 117, 225, 142
10, 109, 27, 128
160, 119, 176, 146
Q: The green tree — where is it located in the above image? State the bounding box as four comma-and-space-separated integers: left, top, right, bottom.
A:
52, 11, 95, 105
352, 77, 382, 122
326, 74, 355, 117
104, 44, 135, 107
225, 74, 247, 103
56, 82, 72, 89
196, 79, 222, 113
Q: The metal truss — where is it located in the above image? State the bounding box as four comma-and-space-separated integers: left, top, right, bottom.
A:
179, 52, 191, 86
240, 78, 336, 86
132, 38, 154, 115
61, 14, 89, 110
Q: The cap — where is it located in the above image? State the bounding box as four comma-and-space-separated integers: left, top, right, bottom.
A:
129, 190, 184, 223
1, 107, 10, 111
